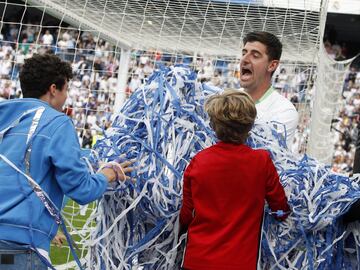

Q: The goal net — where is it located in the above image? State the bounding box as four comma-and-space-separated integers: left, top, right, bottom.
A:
0, 0, 353, 269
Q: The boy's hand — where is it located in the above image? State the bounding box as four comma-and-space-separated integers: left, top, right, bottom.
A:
52, 231, 66, 247
99, 159, 135, 183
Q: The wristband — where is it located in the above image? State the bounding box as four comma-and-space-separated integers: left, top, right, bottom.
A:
270, 210, 290, 217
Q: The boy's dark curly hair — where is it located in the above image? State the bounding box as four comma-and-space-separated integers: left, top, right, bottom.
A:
20, 54, 73, 98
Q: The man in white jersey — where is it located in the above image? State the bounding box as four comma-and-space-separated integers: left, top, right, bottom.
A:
239, 31, 298, 146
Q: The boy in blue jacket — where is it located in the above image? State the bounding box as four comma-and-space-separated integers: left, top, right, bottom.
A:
0, 54, 133, 269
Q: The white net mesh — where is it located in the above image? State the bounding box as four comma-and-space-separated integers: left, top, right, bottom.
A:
25, 0, 323, 61
307, 46, 355, 164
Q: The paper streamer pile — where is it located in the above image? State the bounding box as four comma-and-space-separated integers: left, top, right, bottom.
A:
88, 66, 360, 270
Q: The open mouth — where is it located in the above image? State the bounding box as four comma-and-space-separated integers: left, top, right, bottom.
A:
241, 67, 252, 75
240, 67, 253, 80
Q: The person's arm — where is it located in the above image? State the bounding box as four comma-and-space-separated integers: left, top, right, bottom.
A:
343, 200, 360, 223
48, 118, 132, 205
342, 121, 360, 223
179, 159, 196, 232
264, 153, 290, 220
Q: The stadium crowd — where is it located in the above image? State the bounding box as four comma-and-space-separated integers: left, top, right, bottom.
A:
332, 66, 360, 173
0, 23, 359, 173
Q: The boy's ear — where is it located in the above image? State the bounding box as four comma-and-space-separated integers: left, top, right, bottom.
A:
49, 83, 57, 96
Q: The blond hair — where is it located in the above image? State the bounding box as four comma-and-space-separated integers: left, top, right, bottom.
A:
205, 89, 257, 144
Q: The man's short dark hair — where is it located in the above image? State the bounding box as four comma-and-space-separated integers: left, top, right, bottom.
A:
243, 31, 282, 61
20, 54, 73, 98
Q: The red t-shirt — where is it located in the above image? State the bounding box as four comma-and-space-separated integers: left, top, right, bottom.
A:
180, 142, 289, 270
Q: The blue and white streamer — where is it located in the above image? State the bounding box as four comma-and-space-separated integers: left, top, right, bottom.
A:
89, 66, 216, 269
249, 124, 360, 270
90, 66, 360, 270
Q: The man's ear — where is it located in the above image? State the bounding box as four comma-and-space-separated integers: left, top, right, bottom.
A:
268, 60, 279, 73
49, 83, 57, 97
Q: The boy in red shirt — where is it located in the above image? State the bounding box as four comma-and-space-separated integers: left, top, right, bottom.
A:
180, 90, 290, 270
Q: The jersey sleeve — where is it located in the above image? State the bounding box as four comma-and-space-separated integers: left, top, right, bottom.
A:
274, 105, 299, 147
179, 158, 196, 230
264, 153, 290, 219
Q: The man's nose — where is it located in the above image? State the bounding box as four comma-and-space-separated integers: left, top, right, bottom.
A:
241, 53, 250, 63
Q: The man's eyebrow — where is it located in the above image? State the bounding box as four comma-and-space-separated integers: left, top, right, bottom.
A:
242, 48, 262, 55
250, 49, 262, 55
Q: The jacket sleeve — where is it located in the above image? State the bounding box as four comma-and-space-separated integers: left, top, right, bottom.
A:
47, 118, 108, 205
179, 159, 195, 231
264, 153, 290, 220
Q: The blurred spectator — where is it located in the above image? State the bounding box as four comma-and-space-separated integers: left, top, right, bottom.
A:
42, 30, 54, 46
0, 54, 12, 77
